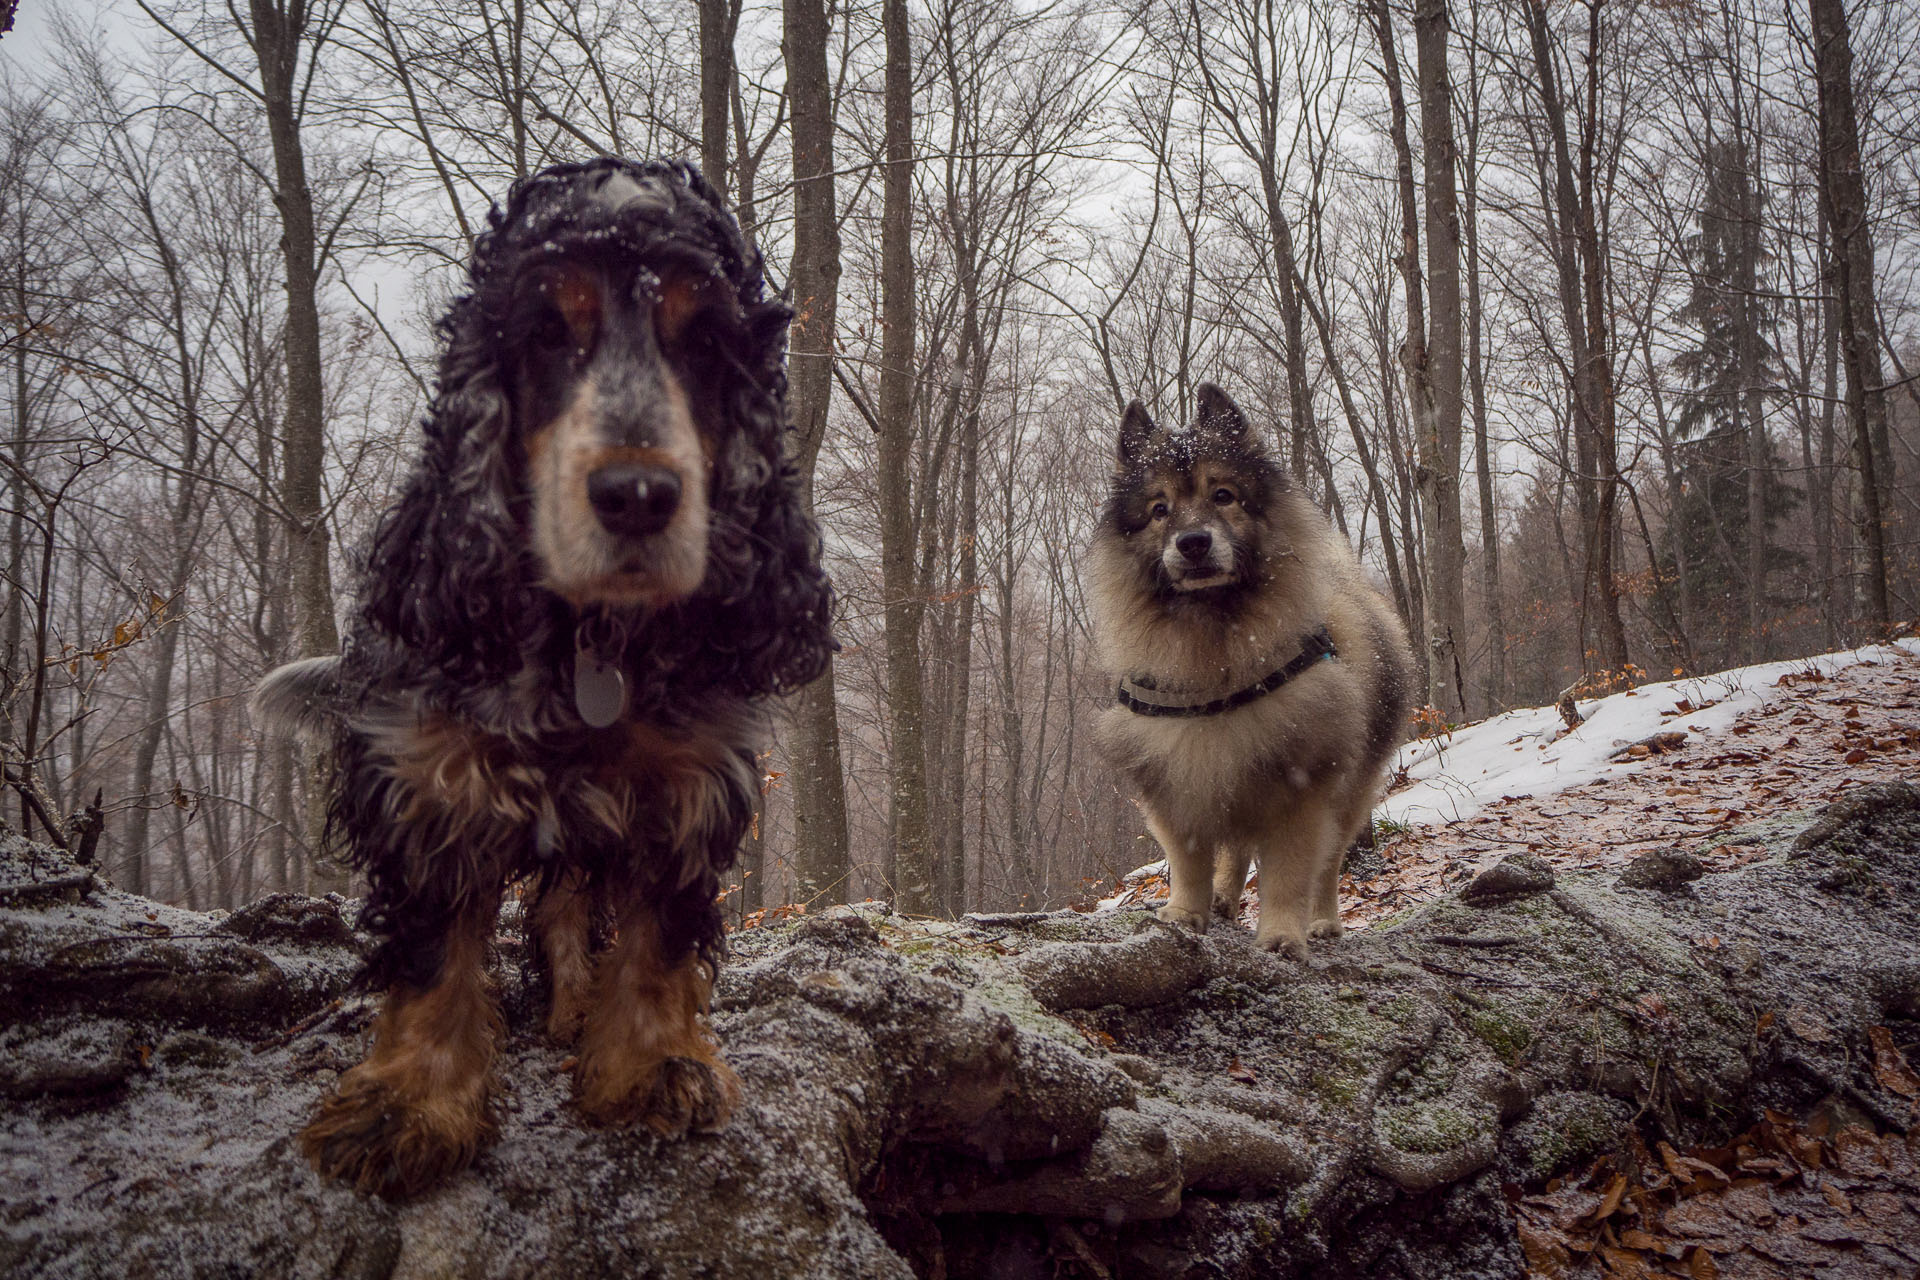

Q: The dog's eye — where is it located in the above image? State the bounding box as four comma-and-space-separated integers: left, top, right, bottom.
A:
1149, 501, 1169, 520
528, 306, 572, 352
654, 276, 701, 346
1212, 487, 1236, 506
522, 265, 600, 356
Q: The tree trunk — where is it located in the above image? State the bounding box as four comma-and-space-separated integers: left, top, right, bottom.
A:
1298, 265, 1412, 627
1369, 0, 1438, 703
998, 505, 1024, 905
1809, 0, 1891, 631
1414, 0, 1466, 718
121, 182, 206, 904
1573, 0, 1629, 675
1641, 328, 1698, 672
1265, 203, 1314, 487
1461, 103, 1505, 709
1814, 206, 1840, 646
1522, 0, 1628, 676
1373, 318, 1427, 643
934, 91, 984, 915
6, 217, 35, 831
940, 324, 979, 917
1734, 142, 1768, 663
876, 0, 932, 916
249, 0, 343, 894
739, 790, 766, 922
696, 0, 738, 194
782, 0, 852, 906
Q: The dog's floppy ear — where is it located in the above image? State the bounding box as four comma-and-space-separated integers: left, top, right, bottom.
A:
1193, 383, 1250, 442
356, 312, 545, 679
692, 275, 836, 699
1118, 399, 1159, 467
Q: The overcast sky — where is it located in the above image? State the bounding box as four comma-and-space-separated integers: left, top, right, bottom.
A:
4, 0, 144, 71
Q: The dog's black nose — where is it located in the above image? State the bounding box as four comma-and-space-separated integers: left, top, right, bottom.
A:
1175, 530, 1213, 563
587, 463, 681, 537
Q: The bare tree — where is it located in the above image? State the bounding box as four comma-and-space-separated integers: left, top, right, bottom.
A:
1369, 0, 1466, 715
782, 0, 854, 907
1180, 0, 1317, 481
697, 0, 739, 189
135, 0, 350, 886
1807, 0, 1891, 630
1414, 0, 1466, 714
1456, 0, 1507, 706
1517, 0, 1629, 674
874, 0, 934, 915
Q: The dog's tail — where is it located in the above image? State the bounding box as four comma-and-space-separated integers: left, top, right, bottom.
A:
250, 656, 344, 742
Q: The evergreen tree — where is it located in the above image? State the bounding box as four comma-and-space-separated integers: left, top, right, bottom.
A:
1666, 138, 1800, 664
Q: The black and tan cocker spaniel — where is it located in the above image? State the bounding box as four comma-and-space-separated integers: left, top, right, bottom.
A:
253, 158, 834, 1200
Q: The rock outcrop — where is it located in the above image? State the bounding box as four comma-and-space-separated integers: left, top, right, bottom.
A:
3, 783, 1917, 1278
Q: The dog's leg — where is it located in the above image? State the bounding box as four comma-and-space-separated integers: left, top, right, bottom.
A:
1311, 790, 1377, 941
528, 868, 595, 1044
1148, 810, 1213, 932
1307, 850, 1346, 942
1212, 844, 1252, 921
302, 898, 503, 1200
1252, 802, 1341, 960
573, 904, 739, 1137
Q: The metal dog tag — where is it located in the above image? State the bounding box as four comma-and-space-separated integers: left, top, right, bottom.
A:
573, 651, 627, 728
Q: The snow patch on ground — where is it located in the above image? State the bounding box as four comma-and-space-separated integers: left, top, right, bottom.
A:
1382, 639, 1920, 831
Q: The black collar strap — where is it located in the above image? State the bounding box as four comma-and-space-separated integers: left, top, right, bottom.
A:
1117, 626, 1337, 718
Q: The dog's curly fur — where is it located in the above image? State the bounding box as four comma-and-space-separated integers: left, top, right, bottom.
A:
253, 158, 833, 1200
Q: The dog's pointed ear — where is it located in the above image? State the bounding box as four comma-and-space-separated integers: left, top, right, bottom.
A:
1193, 383, 1250, 442
1118, 399, 1158, 466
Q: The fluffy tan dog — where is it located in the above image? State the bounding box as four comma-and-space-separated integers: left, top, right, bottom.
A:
1090, 384, 1415, 958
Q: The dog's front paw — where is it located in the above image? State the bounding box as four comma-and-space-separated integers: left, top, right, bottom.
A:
1253, 926, 1310, 961
575, 1054, 741, 1138
1308, 916, 1345, 940
546, 986, 591, 1045
1157, 903, 1210, 932
646, 1056, 741, 1136
302, 1067, 495, 1201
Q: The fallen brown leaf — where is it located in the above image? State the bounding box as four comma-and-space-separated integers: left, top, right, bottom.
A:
1782, 1006, 1836, 1044
1517, 1217, 1577, 1277
1583, 1172, 1630, 1226
1596, 1242, 1657, 1278
1868, 1026, 1920, 1098
1658, 1140, 1730, 1188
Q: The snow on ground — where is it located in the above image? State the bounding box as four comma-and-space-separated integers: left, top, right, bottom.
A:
1381, 638, 1920, 831
1099, 638, 1920, 909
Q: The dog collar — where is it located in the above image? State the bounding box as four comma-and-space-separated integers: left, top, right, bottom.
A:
1117, 626, 1337, 717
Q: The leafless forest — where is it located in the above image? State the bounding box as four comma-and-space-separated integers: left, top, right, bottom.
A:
2, 0, 1916, 919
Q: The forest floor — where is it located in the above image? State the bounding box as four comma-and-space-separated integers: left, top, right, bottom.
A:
1344, 640, 1920, 934
1366, 644, 1920, 1279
